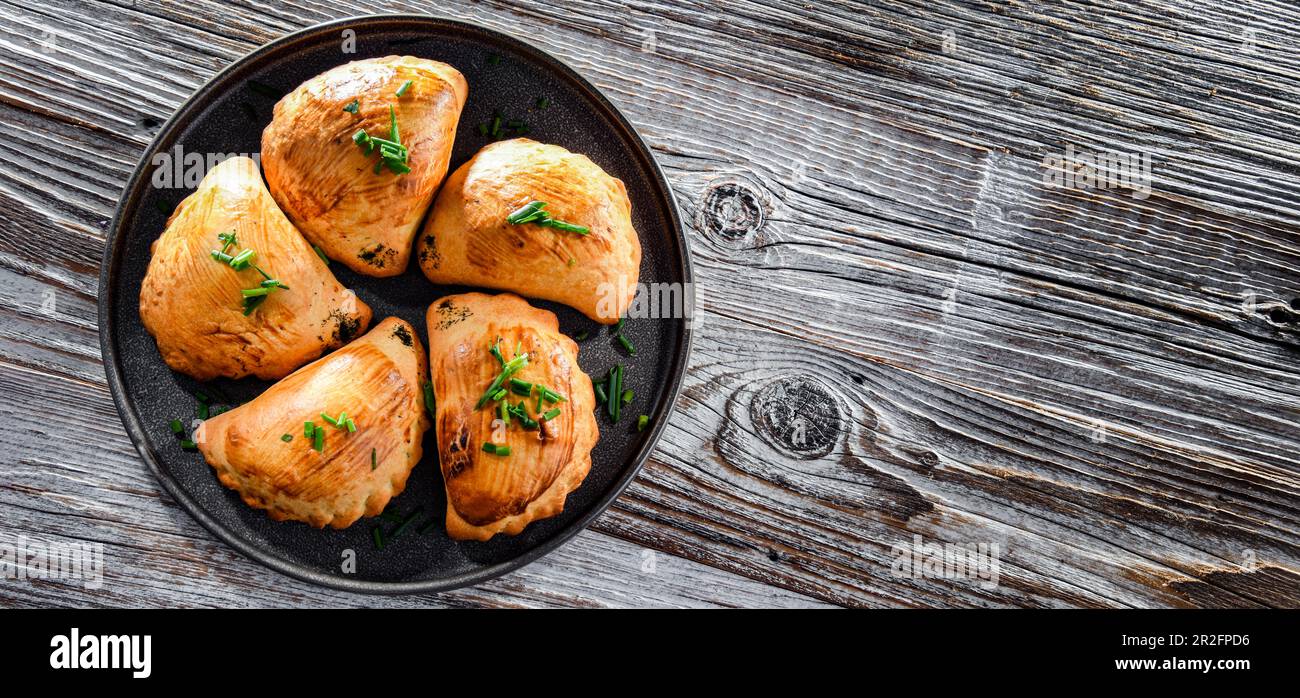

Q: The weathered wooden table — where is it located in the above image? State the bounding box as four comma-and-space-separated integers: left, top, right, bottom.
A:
2, 0, 1298, 608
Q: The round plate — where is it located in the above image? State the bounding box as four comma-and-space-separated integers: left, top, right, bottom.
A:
98, 14, 693, 594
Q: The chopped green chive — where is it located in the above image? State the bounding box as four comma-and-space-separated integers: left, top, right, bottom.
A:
241, 295, 267, 315
491, 388, 508, 402
617, 333, 636, 356
509, 401, 539, 430
477, 122, 489, 136
494, 445, 512, 456
546, 219, 589, 234
343, 98, 360, 114
395, 80, 413, 97
605, 369, 615, 419
180, 439, 197, 451
574, 329, 589, 341
614, 318, 625, 333
622, 389, 634, 405
482, 442, 498, 454
608, 364, 624, 422
211, 233, 285, 314
304, 421, 315, 438
313, 427, 324, 452
217, 232, 237, 254
506, 200, 546, 224
168, 419, 183, 435
567, 257, 576, 267
388, 508, 422, 540
345, 418, 356, 433
195, 391, 210, 403
510, 377, 533, 396
422, 381, 435, 414
638, 414, 649, 431
371, 447, 377, 471
372, 526, 384, 550
504, 200, 589, 234
500, 398, 510, 426
280, 433, 293, 442
312, 244, 330, 265
490, 339, 505, 367
537, 97, 549, 109
320, 412, 340, 427
198, 402, 209, 420
542, 407, 561, 421
352, 105, 409, 176
594, 383, 608, 404
475, 351, 530, 409
540, 386, 567, 403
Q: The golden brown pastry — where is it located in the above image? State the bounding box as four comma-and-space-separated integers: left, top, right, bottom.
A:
194, 317, 430, 529
261, 56, 468, 277
139, 156, 372, 381
426, 293, 598, 540
418, 139, 642, 323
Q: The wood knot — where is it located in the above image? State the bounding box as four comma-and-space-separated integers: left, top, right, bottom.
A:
1244, 292, 1300, 330
749, 376, 842, 459
698, 176, 765, 242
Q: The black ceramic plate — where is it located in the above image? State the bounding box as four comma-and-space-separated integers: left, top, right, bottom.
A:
99, 15, 692, 594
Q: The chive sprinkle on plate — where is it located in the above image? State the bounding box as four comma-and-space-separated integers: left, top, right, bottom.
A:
617, 333, 636, 356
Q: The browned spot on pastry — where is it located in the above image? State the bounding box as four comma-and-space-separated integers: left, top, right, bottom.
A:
330, 310, 362, 344
391, 324, 413, 347
358, 243, 397, 269
419, 232, 441, 269
431, 298, 471, 329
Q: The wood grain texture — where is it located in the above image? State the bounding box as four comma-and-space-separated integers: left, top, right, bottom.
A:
1, 0, 1298, 607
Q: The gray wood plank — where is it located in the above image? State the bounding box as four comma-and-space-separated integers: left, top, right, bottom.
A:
0, 0, 1298, 607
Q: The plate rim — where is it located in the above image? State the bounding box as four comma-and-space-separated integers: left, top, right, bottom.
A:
97, 13, 695, 595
